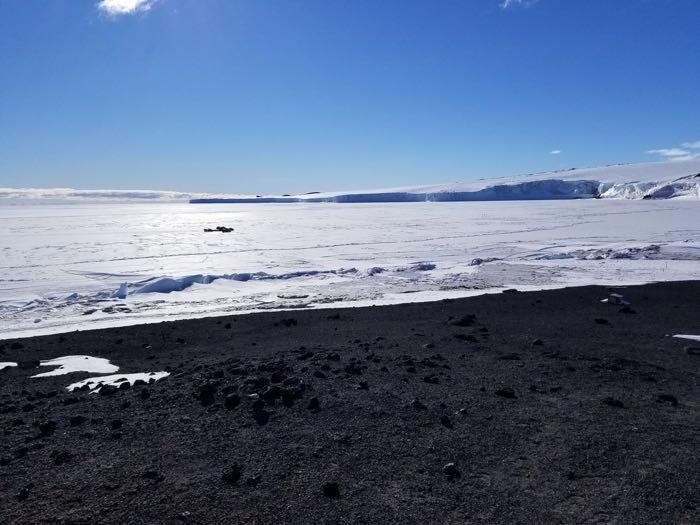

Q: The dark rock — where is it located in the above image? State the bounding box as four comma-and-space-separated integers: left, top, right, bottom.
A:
322, 482, 341, 498
618, 306, 636, 314
197, 381, 218, 406
142, 470, 165, 482
685, 346, 700, 356
39, 420, 57, 436
110, 419, 122, 430
410, 398, 427, 410
423, 374, 439, 384
99, 385, 118, 396
495, 388, 516, 399
657, 394, 678, 406
440, 415, 453, 429
532, 339, 544, 346
594, 318, 609, 325
450, 314, 476, 327
442, 462, 460, 480
140, 389, 151, 400
51, 450, 74, 466
498, 353, 521, 361
70, 415, 87, 427
16, 487, 31, 501
224, 393, 240, 409
222, 464, 243, 484
602, 397, 624, 408
308, 397, 321, 412
454, 334, 478, 342
280, 318, 297, 327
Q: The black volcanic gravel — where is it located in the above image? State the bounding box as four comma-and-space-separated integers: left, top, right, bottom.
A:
0, 281, 699, 523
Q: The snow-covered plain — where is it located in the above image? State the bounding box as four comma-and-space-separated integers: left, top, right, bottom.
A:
1, 196, 698, 339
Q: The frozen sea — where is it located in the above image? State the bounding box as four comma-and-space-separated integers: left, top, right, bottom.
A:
1, 199, 699, 339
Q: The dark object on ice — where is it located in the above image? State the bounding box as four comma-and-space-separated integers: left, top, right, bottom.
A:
442, 462, 460, 480
495, 388, 516, 399
222, 464, 243, 484
657, 394, 678, 406
594, 318, 609, 325
602, 397, 624, 408
450, 314, 476, 327
322, 482, 341, 498
204, 226, 234, 233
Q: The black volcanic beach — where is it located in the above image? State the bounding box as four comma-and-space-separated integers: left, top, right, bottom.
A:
1, 281, 699, 524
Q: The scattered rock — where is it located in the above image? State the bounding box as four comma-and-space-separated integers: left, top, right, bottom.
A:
495, 388, 516, 399
442, 462, 460, 480
450, 314, 476, 327
657, 394, 678, 406
602, 397, 624, 408
322, 481, 341, 498
222, 464, 243, 484
39, 420, 57, 436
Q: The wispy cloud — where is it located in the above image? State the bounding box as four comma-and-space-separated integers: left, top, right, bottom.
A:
549, 149, 561, 155
647, 141, 700, 162
97, 0, 156, 17
500, 0, 540, 9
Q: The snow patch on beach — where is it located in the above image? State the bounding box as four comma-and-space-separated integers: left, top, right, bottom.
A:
67, 372, 170, 392
31, 355, 119, 378
674, 334, 700, 342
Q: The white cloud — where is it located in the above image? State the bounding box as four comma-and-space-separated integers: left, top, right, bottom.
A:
97, 0, 155, 16
646, 147, 698, 162
500, 0, 540, 9
681, 140, 700, 149
549, 149, 561, 155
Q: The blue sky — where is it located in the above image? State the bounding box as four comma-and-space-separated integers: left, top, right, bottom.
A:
1, 0, 699, 193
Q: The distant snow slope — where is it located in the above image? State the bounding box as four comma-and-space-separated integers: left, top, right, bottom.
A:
191, 159, 700, 203
2, 159, 699, 203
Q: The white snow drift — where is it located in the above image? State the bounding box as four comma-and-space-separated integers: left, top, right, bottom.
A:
31, 355, 119, 378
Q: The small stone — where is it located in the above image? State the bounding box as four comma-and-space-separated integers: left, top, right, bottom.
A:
110, 419, 122, 430
224, 393, 240, 410
39, 420, 57, 436
222, 464, 243, 484
423, 375, 439, 384
657, 394, 678, 406
440, 415, 453, 429
685, 346, 700, 356
410, 398, 427, 410
70, 415, 87, 427
532, 339, 544, 346
51, 450, 74, 466
594, 318, 609, 325
443, 462, 460, 480
308, 397, 321, 412
602, 397, 624, 408
322, 481, 341, 498
450, 314, 476, 327
140, 389, 151, 400
495, 388, 516, 399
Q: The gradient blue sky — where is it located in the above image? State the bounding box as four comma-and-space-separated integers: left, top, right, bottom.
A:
1, 0, 699, 194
